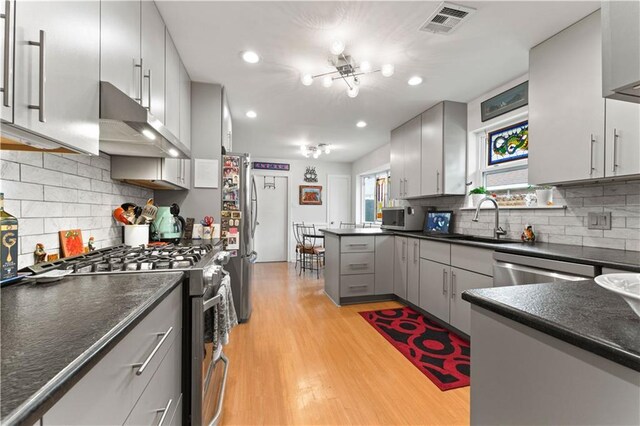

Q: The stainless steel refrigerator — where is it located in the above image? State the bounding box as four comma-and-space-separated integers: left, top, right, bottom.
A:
220, 153, 257, 322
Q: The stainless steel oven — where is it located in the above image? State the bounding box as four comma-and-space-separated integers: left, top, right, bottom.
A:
493, 252, 596, 286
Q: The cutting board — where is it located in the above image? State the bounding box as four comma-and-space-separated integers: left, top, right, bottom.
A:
59, 229, 84, 257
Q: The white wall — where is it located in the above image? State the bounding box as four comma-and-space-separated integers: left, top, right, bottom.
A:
350, 143, 391, 223
251, 156, 352, 261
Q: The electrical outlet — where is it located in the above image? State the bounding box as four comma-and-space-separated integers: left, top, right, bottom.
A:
587, 212, 612, 230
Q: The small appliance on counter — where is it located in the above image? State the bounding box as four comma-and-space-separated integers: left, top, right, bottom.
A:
151, 203, 186, 243
381, 206, 426, 231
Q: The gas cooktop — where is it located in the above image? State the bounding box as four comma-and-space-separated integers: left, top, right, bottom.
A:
26, 243, 215, 275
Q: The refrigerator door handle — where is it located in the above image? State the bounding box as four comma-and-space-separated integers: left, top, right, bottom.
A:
250, 175, 258, 238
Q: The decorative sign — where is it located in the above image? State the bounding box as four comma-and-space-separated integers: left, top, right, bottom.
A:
252, 161, 290, 171
488, 121, 529, 166
303, 166, 318, 183
481, 81, 528, 122
299, 185, 322, 205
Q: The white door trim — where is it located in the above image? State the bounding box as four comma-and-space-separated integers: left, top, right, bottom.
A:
327, 174, 352, 228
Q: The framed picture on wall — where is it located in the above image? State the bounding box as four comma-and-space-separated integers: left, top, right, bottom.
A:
487, 121, 529, 166
299, 185, 322, 205
481, 81, 528, 122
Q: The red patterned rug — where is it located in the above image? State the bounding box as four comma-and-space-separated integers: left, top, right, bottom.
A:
359, 306, 470, 391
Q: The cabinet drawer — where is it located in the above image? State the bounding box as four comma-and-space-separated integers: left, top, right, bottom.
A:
451, 245, 494, 276
124, 329, 182, 426
340, 252, 375, 275
341, 236, 375, 253
43, 286, 182, 425
420, 240, 450, 264
340, 274, 375, 297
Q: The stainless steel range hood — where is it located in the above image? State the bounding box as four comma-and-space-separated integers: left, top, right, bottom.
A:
99, 82, 191, 158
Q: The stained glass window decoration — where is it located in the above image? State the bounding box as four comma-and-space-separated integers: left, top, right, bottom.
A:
487, 120, 529, 166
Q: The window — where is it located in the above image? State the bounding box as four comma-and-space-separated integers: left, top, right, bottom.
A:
361, 170, 390, 223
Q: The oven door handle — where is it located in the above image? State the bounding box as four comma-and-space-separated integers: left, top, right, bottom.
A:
209, 353, 229, 426
203, 293, 222, 312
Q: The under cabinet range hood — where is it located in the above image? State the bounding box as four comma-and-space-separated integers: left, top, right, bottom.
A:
99, 82, 191, 158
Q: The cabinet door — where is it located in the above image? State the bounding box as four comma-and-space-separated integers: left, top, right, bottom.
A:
100, 0, 141, 101
406, 238, 420, 305
449, 267, 493, 336
14, 0, 100, 155
162, 158, 180, 186
141, 0, 165, 121
0, 0, 14, 123
403, 116, 422, 198
606, 99, 640, 177
179, 60, 191, 148
421, 103, 444, 196
393, 237, 408, 299
390, 126, 404, 199
164, 29, 180, 137
419, 259, 449, 323
374, 235, 394, 295
529, 11, 604, 184
181, 158, 191, 189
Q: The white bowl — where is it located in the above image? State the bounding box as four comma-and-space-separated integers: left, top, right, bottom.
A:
594, 273, 640, 318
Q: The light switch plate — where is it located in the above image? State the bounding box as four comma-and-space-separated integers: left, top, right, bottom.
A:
587, 212, 612, 230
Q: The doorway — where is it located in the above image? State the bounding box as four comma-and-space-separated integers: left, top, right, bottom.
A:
254, 174, 288, 262
327, 174, 352, 227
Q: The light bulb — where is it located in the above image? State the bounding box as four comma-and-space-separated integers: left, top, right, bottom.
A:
381, 63, 395, 77
322, 76, 333, 88
324, 145, 331, 154
301, 74, 313, 86
246, 110, 257, 118
347, 85, 359, 98
408, 76, 423, 86
313, 150, 321, 159
241, 51, 260, 64
356, 121, 367, 128
330, 40, 345, 55
142, 129, 156, 140
300, 145, 307, 152
359, 61, 371, 73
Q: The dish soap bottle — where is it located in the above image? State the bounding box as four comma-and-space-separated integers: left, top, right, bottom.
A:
1, 193, 19, 280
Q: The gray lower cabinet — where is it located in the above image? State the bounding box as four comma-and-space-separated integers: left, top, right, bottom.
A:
449, 267, 493, 335
12, 0, 100, 155
393, 236, 408, 299
406, 238, 420, 306
374, 235, 394, 295
419, 259, 450, 323
340, 274, 375, 297
43, 286, 182, 425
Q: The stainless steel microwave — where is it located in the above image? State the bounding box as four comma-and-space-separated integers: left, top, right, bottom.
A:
381, 206, 425, 231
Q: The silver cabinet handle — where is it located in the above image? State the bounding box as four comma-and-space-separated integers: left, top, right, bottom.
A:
348, 243, 368, 247
442, 269, 448, 295
612, 129, 619, 173
348, 263, 369, 268
156, 398, 173, 426
404, 178, 408, 196
132, 326, 173, 375
28, 30, 46, 122
413, 241, 418, 263
451, 271, 456, 299
589, 134, 596, 176
1, 0, 10, 107
399, 179, 403, 198
349, 284, 369, 288
178, 159, 183, 183
402, 240, 406, 260
144, 68, 152, 111
134, 58, 143, 103
436, 170, 440, 194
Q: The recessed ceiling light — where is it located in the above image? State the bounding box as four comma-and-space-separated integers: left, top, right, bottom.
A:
141, 129, 156, 140
356, 121, 367, 128
246, 110, 257, 118
168, 148, 179, 157
408, 76, 423, 86
241, 51, 260, 64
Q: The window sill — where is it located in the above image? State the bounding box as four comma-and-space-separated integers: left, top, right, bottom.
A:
459, 205, 566, 211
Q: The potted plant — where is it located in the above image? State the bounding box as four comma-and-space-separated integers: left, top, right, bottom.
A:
535, 185, 554, 206
468, 186, 488, 207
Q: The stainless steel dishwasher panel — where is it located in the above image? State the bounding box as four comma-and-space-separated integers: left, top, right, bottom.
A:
493, 252, 596, 286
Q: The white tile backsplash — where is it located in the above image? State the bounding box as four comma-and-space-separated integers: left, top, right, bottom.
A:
0, 152, 152, 268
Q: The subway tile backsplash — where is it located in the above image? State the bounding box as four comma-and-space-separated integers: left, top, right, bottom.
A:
411, 180, 640, 252
0, 151, 152, 269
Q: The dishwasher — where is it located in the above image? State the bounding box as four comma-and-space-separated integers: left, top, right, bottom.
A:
493, 252, 596, 286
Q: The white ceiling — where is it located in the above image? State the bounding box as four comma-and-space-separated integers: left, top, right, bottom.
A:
157, 1, 600, 163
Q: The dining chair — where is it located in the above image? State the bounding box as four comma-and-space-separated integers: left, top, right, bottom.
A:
339, 222, 357, 229
292, 222, 305, 270
298, 224, 325, 278
362, 222, 373, 228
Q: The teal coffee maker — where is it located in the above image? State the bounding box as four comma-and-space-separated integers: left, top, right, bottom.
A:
151, 203, 186, 243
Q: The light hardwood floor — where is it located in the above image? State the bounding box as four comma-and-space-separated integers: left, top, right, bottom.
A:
222, 262, 470, 425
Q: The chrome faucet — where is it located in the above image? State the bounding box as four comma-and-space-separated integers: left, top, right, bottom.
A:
472, 196, 507, 239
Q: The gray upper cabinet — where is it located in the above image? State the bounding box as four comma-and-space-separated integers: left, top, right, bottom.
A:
0, 0, 14, 123
390, 126, 403, 199
165, 29, 180, 137
179, 60, 191, 149
390, 115, 421, 199
141, 0, 165, 121
420, 104, 443, 196
602, 0, 640, 103
221, 87, 232, 151
100, 0, 141, 101
393, 236, 408, 299
529, 12, 605, 185
12, 0, 100, 155
605, 99, 640, 178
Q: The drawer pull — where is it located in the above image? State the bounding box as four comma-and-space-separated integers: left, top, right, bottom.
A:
348, 243, 368, 247
348, 284, 368, 288
349, 263, 369, 268
156, 398, 173, 426
133, 326, 173, 376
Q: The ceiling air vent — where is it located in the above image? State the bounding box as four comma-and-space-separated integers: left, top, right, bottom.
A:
419, 2, 476, 35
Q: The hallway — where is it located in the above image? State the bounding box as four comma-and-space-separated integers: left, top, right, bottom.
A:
222, 262, 470, 425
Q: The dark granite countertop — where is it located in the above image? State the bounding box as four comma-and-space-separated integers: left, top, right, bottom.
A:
319, 228, 640, 272
1, 272, 184, 425
462, 281, 640, 372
